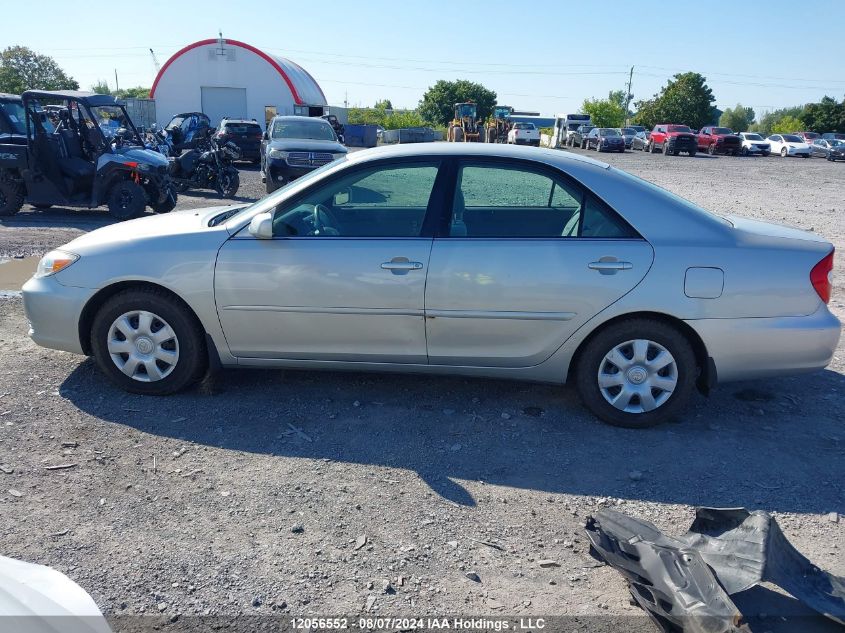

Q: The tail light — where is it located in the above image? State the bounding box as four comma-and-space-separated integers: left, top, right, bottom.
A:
810, 249, 834, 304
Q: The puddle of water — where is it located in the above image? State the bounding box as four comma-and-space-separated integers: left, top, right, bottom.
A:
0, 256, 39, 291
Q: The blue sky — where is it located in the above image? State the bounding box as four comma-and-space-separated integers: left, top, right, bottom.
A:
7, 0, 845, 117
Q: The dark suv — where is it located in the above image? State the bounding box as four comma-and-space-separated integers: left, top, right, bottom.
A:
569, 124, 595, 149
261, 116, 347, 193
215, 118, 263, 164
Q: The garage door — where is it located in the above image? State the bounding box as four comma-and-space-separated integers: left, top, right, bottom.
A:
201, 87, 247, 128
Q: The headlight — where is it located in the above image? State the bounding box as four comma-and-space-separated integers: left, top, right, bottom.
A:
332, 153, 346, 160
268, 149, 289, 160
35, 250, 79, 278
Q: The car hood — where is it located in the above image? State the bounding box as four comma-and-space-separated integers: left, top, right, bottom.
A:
268, 138, 346, 153
0, 554, 112, 631
61, 205, 242, 255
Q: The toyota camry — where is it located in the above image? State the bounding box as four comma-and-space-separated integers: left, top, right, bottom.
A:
22, 144, 840, 428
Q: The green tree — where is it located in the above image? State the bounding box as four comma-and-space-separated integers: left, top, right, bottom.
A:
770, 115, 804, 134
633, 72, 715, 130
581, 91, 627, 127
418, 79, 497, 127
348, 107, 426, 130
801, 95, 844, 132
91, 80, 111, 95
0, 45, 78, 94
719, 104, 755, 132
750, 106, 804, 136
373, 98, 393, 111
116, 86, 151, 99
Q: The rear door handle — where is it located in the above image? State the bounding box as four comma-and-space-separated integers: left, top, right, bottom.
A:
588, 260, 633, 272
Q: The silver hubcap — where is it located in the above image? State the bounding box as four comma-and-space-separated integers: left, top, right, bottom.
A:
107, 310, 179, 382
597, 339, 678, 414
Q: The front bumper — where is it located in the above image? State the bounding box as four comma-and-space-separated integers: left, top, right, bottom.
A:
686, 305, 841, 383
786, 146, 810, 156
22, 274, 95, 355
745, 143, 770, 154
666, 137, 697, 151
266, 158, 317, 184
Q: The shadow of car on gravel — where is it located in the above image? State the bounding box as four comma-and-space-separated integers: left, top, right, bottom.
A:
61, 361, 845, 511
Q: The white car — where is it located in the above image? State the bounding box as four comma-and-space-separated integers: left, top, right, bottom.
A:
507, 122, 540, 146
737, 132, 771, 156
0, 555, 112, 633
766, 134, 810, 158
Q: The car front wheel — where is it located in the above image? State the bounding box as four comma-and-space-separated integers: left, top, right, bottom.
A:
91, 288, 207, 395
574, 319, 697, 428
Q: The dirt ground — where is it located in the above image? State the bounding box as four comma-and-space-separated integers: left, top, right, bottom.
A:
0, 149, 843, 631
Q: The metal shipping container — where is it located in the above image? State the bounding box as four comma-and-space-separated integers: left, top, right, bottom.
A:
120, 98, 157, 131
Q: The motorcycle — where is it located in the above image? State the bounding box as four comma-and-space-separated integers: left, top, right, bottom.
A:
144, 124, 174, 157
167, 137, 241, 198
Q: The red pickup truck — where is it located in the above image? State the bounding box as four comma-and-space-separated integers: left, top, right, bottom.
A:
648, 124, 698, 156
697, 126, 742, 156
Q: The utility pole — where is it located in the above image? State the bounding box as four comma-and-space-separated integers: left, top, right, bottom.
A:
624, 66, 634, 125
114, 69, 119, 93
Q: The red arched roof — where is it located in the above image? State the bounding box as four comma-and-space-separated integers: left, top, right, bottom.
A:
150, 39, 306, 104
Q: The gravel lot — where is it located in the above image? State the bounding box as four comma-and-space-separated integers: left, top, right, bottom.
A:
0, 149, 843, 630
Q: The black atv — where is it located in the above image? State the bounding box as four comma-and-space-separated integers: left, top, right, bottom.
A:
0, 90, 177, 219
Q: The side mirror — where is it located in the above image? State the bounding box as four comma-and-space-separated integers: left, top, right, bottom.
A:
248, 212, 274, 239
262, 131, 269, 140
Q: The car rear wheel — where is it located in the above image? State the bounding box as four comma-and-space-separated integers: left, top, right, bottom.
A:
91, 288, 206, 395
781, 147, 788, 157
741, 146, 748, 156
574, 319, 697, 428
708, 143, 716, 155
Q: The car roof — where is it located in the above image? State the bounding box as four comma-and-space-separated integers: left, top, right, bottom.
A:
222, 119, 259, 124
22, 90, 117, 106
0, 93, 21, 102
271, 115, 331, 123
345, 142, 611, 172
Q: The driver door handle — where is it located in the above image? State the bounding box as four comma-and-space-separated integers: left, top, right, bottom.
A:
381, 258, 424, 275
588, 260, 633, 272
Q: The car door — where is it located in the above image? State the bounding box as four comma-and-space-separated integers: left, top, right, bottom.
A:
214, 158, 445, 362
424, 159, 654, 367
769, 135, 781, 152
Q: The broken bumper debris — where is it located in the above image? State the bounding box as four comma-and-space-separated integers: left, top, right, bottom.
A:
585, 507, 845, 632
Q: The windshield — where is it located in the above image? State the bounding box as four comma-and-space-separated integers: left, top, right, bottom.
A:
712, 127, 733, 134
830, 140, 844, 146
600, 128, 620, 136
90, 105, 136, 139
165, 116, 185, 130
668, 125, 692, 133
804, 132, 820, 139
744, 133, 763, 140
0, 101, 26, 135
272, 120, 336, 141
223, 158, 349, 227
580, 126, 595, 133
621, 128, 636, 134
783, 134, 803, 142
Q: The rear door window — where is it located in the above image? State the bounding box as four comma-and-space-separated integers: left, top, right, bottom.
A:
448, 162, 638, 239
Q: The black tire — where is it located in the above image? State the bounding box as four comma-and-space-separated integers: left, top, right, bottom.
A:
215, 168, 240, 198
107, 180, 146, 220
574, 318, 697, 428
0, 173, 24, 217
90, 288, 207, 395
266, 178, 279, 194
801, 153, 808, 158
762, 151, 770, 157
740, 146, 748, 156
580, 139, 587, 149
781, 147, 788, 157
649, 141, 657, 154
688, 149, 697, 157
707, 143, 716, 155
664, 143, 673, 156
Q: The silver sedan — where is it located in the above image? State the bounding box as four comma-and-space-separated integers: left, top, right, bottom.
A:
22, 144, 841, 428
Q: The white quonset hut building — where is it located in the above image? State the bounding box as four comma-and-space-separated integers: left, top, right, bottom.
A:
150, 38, 328, 128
